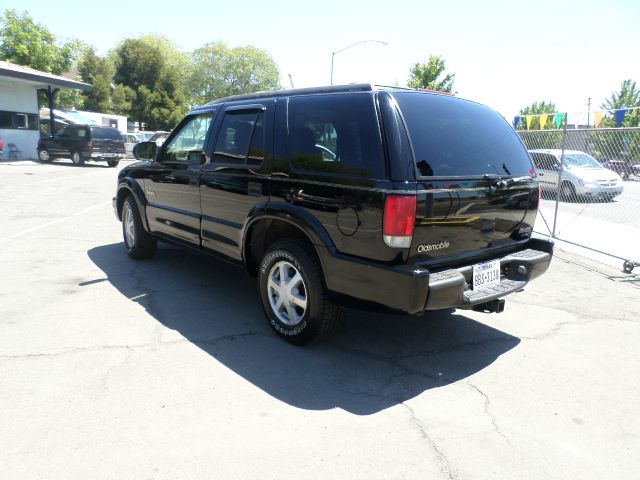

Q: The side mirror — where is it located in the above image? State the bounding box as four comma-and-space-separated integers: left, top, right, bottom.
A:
187, 150, 206, 165
133, 141, 157, 161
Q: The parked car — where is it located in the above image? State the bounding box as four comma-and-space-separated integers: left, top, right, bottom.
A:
148, 131, 169, 146
600, 158, 640, 181
138, 130, 156, 142
529, 149, 624, 201
38, 124, 125, 167
113, 84, 553, 344
123, 132, 141, 158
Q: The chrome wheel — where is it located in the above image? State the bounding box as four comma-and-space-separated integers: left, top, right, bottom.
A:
71, 152, 82, 165
267, 260, 308, 326
123, 203, 136, 247
38, 149, 50, 162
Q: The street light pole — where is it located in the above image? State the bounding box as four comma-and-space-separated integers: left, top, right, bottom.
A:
330, 40, 388, 85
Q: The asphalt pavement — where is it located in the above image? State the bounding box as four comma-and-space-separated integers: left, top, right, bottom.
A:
1, 159, 639, 479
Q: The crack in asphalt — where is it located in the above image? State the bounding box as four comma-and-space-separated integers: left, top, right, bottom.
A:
465, 381, 519, 453
101, 349, 133, 391
0, 332, 266, 361
402, 402, 456, 480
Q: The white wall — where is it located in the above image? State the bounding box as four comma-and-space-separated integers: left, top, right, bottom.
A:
0, 78, 39, 160
78, 110, 128, 133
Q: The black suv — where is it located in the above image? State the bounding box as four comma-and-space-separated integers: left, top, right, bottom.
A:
113, 84, 553, 344
38, 124, 125, 167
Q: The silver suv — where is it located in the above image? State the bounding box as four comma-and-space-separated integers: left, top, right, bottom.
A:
529, 149, 624, 201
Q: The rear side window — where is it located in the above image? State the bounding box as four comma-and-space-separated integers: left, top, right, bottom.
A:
392, 92, 533, 178
531, 153, 558, 170
213, 109, 264, 166
92, 127, 123, 141
287, 93, 384, 178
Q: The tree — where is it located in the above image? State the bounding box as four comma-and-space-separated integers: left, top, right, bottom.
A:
78, 48, 113, 112
518, 101, 558, 130
407, 55, 456, 93
186, 42, 280, 107
112, 36, 188, 130
0, 9, 78, 74
601, 79, 640, 128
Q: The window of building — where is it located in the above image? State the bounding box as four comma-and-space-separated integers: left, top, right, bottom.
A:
0, 111, 38, 130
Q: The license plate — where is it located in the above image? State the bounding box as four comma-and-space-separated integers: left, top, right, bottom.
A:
473, 260, 501, 290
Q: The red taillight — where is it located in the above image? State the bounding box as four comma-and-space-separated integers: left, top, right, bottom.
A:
86, 141, 93, 151
383, 195, 416, 248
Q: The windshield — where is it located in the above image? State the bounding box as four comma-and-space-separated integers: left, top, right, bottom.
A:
392, 92, 534, 178
563, 153, 603, 170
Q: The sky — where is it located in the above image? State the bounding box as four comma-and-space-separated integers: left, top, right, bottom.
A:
5, 0, 639, 124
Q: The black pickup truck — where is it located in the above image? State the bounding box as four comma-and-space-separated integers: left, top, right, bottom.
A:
113, 84, 553, 344
38, 124, 125, 167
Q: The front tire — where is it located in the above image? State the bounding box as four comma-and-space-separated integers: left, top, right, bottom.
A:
259, 239, 341, 345
122, 195, 157, 259
560, 181, 576, 201
107, 160, 120, 168
71, 151, 85, 166
38, 149, 51, 162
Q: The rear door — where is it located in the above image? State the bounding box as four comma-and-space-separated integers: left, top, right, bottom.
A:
199, 102, 274, 260
389, 91, 538, 264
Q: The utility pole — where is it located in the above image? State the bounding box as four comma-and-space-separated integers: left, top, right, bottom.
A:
587, 97, 592, 127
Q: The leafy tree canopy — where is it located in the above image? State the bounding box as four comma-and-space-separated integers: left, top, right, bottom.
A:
112, 36, 188, 130
407, 55, 456, 93
517, 101, 558, 129
601, 79, 640, 128
0, 9, 78, 74
187, 42, 280, 106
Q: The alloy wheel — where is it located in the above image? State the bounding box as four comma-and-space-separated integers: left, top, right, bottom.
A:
267, 260, 308, 326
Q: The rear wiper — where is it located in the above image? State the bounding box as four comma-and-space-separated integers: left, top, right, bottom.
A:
483, 174, 532, 190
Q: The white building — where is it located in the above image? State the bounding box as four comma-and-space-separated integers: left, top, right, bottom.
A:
0, 60, 91, 160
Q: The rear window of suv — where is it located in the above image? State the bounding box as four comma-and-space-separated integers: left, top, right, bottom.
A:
91, 127, 123, 141
392, 92, 533, 178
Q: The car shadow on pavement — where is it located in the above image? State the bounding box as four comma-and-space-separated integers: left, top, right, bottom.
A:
88, 243, 520, 415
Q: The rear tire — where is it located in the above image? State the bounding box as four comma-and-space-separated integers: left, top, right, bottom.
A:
71, 151, 85, 166
258, 239, 342, 345
122, 195, 157, 259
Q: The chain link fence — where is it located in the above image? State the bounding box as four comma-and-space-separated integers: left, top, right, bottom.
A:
518, 127, 640, 273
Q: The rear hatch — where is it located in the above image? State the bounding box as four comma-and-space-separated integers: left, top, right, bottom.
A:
91, 127, 126, 154
390, 91, 539, 265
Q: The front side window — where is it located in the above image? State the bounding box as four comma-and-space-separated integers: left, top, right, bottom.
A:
161, 112, 214, 163
287, 93, 384, 178
213, 110, 264, 166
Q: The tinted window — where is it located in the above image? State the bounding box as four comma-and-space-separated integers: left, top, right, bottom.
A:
213, 110, 264, 165
532, 153, 558, 170
393, 92, 533, 177
0, 111, 11, 128
161, 112, 214, 163
287, 93, 384, 178
0, 111, 38, 130
92, 127, 123, 140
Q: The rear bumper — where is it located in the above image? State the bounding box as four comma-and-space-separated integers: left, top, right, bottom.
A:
90, 152, 125, 160
320, 238, 554, 314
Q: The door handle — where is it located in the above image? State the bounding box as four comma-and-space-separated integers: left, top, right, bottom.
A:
248, 182, 262, 196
